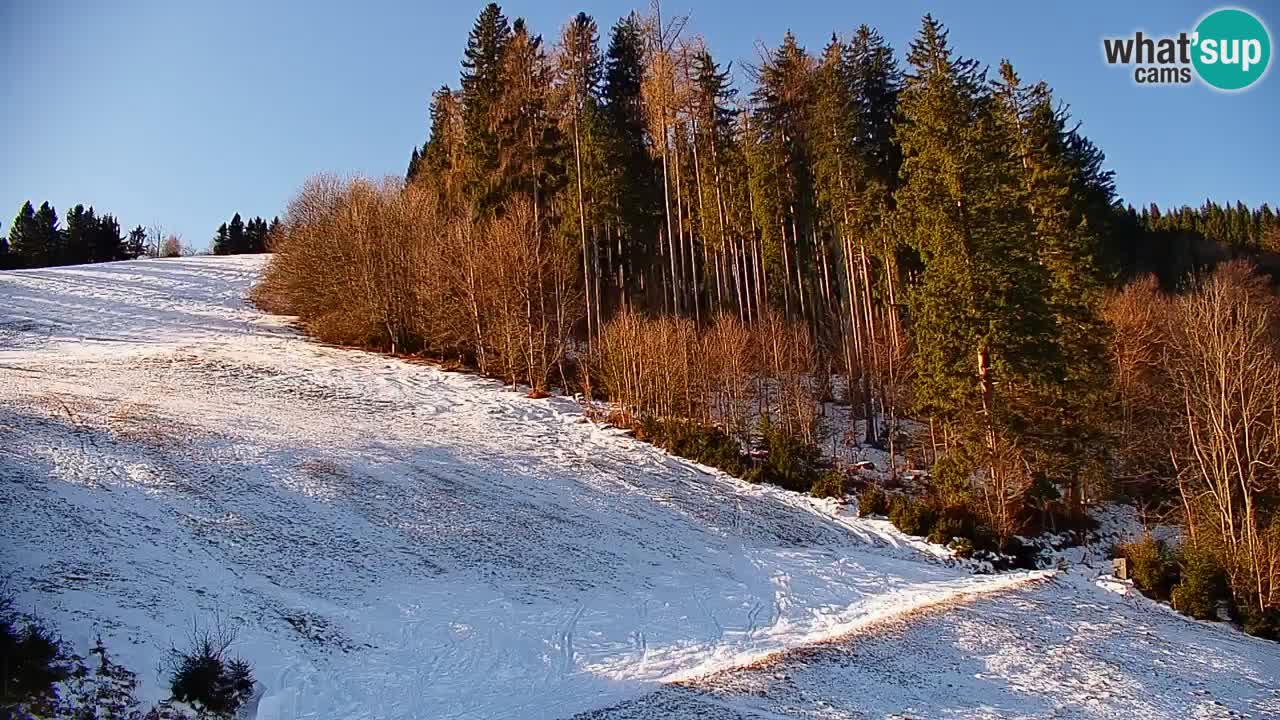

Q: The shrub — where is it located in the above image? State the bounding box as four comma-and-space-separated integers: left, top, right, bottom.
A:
810, 471, 847, 499
857, 484, 889, 517
636, 418, 748, 477
949, 537, 976, 559
927, 509, 974, 546
1234, 604, 1280, 641
1118, 535, 1176, 601
1170, 542, 1228, 621
0, 611, 71, 714
165, 621, 255, 717
888, 495, 938, 537
750, 425, 823, 493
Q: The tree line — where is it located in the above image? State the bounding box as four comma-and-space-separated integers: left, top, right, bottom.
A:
3, 201, 148, 269
212, 213, 279, 255
257, 3, 1279, 635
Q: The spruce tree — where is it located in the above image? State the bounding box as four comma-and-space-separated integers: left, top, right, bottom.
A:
126, 225, 148, 259
602, 13, 660, 303
63, 204, 93, 266
228, 213, 246, 254
8, 201, 37, 269
213, 222, 230, 255
32, 202, 61, 268
93, 212, 124, 262
751, 32, 815, 317
558, 11, 605, 338
460, 2, 512, 208
894, 16, 1056, 494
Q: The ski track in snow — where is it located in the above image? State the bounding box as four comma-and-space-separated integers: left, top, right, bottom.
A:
0, 257, 1275, 719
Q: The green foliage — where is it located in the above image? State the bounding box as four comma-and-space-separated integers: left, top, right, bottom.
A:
857, 484, 889, 517
1118, 536, 1176, 601
1235, 605, 1280, 641
637, 418, 747, 477
888, 494, 938, 537
746, 424, 823, 493
809, 470, 847, 499
1170, 542, 1227, 621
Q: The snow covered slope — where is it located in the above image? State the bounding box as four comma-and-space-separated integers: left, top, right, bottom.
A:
1, 257, 1039, 719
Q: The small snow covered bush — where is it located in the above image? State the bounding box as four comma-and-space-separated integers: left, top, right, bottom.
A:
0, 606, 71, 715
165, 621, 254, 718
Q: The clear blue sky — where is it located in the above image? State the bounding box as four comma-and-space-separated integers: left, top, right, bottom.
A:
2, 0, 1276, 249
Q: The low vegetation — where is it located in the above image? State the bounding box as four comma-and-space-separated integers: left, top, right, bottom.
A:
0, 592, 257, 719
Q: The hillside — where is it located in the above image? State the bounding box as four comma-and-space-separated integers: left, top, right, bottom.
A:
1, 257, 1276, 719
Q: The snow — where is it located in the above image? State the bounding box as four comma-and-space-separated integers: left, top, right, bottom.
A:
579, 570, 1280, 719
1, 256, 1275, 720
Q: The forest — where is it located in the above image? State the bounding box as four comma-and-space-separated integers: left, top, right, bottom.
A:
249, 3, 1280, 636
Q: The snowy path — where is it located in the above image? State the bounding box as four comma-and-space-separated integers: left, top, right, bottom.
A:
2, 257, 1041, 719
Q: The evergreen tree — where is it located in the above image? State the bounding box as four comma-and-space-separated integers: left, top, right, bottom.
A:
751, 32, 815, 317
213, 222, 230, 255
460, 2, 512, 208
63, 204, 93, 266
32, 202, 61, 268
228, 213, 246, 254
498, 17, 562, 224
894, 16, 1056, 492
406, 146, 421, 183
994, 60, 1111, 508
8, 201, 37, 269
126, 225, 148, 259
93, 212, 124, 262
417, 88, 464, 200
602, 13, 660, 304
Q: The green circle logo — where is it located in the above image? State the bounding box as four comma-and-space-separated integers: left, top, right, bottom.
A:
1193, 8, 1271, 90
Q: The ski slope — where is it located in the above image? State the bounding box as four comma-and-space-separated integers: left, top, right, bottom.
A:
1, 257, 1275, 719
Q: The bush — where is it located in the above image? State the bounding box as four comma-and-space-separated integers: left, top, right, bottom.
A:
857, 484, 889, 517
1234, 604, 1280, 641
1118, 535, 1176, 601
888, 495, 938, 537
636, 418, 748, 477
165, 621, 255, 717
810, 471, 847, 499
949, 537, 976, 559
0, 610, 71, 715
749, 425, 823, 493
1170, 542, 1228, 621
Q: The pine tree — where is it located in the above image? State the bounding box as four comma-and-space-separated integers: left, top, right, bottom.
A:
63, 204, 93, 266
894, 16, 1056, 509
93, 212, 124, 262
8, 201, 37, 269
460, 2, 512, 208
32, 202, 61, 268
212, 222, 230, 255
602, 13, 660, 306
751, 32, 815, 318
994, 60, 1112, 509
228, 213, 246, 254
498, 17, 562, 225
126, 225, 148, 259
